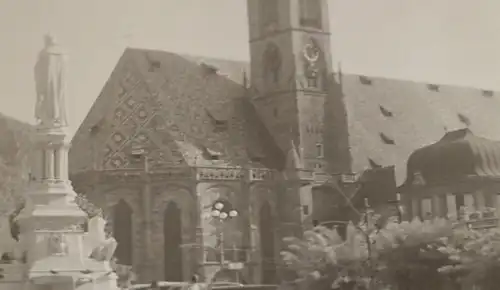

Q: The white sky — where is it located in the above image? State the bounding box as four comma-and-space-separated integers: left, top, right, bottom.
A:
0, 0, 499, 136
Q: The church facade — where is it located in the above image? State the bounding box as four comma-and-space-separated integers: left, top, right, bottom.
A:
68, 0, 500, 284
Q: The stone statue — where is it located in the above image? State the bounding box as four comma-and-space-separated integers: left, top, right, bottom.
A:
34, 34, 68, 128
0, 215, 19, 262
85, 215, 117, 261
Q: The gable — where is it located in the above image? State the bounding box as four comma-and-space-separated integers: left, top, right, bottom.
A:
70, 48, 282, 173
127, 48, 281, 168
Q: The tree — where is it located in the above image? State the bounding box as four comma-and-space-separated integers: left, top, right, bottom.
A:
281, 214, 460, 290
374, 218, 455, 290
438, 224, 500, 290
281, 213, 384, 290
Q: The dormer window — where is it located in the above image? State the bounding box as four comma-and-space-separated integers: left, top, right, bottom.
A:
316, 143, 324, 158
201, 63, 219, 75
380, 132, 395, 145
206, 109, 228, 132
359, 76, 372, 85
457, 113, 471, 127
427, 84, 440, 92
482, 90, 494, 97
379, 105, 393, 117
148, 60, 161, 72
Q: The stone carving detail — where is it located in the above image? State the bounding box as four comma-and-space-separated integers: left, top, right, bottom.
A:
84, 216, 117, 261
47, 233, 69, 256
196, 167, 245, 181
249, 168, 274, 181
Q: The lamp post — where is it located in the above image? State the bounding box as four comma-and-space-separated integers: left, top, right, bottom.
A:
210, 200, 238, 268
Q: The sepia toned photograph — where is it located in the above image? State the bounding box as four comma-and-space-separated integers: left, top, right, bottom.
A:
0, 1, 499, 290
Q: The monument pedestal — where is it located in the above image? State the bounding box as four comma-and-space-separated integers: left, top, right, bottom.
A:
0, 34, 119, 290
16, 178, 119, 290
14, 122, 118, 290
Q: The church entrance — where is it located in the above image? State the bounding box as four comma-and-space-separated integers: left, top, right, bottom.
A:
163, 202, 183, 281
259, 202, 276, 284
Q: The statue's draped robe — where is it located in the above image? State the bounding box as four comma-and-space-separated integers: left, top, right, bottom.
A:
34, 44, 68, 127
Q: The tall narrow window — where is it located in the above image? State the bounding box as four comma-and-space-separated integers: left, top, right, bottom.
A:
164, 202, 183, 281
299, 0, 322, 29
113, 200, 133, 266
259, 0, 279, 31
259, 202, 277, 284
421, 198, 432, 219
316, 143, 324, 158
262, 43, 282, 85
464, 193, 475, 211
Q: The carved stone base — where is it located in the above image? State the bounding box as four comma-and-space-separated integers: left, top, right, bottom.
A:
28, 258, 118, 290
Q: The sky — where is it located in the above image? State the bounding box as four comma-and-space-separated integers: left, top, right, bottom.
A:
0, 0, 499, 136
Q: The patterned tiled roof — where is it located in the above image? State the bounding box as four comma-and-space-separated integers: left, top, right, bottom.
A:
339, 74, 500, 184
70, 47, 500, 187
69, 48, 282, 173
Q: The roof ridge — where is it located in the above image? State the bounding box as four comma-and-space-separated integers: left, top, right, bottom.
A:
336, 72, 500, 93
125, 47, 248, 66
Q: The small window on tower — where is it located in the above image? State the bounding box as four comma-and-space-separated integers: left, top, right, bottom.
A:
307, 76, 319, 88
299, 0, 322, 29
316, 143, 324, 158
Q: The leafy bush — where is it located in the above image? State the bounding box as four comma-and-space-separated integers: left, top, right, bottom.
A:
281, 216, 463, 290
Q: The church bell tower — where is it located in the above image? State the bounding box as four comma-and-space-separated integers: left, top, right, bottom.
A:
247, 0, 333, 171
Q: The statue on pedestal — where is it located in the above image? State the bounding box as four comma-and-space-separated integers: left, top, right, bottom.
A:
34, 34, 68, 128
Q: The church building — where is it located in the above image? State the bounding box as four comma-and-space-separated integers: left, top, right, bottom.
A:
68, 0, 500, 284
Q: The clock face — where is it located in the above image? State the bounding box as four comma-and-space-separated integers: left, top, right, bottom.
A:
303, 39, 321, 62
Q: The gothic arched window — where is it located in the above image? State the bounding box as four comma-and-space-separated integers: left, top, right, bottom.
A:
262, 43, 282, 85
259, 0, 279, 31
113, 199, 133, 266
259, 202, 277, 284
299, 0, 322, 29
164, 201, 183, 281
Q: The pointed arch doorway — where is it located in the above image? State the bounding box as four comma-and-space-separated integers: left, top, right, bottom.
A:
164, 201, 183, 281
113, 199, 133, 266
259, 202, 277, 284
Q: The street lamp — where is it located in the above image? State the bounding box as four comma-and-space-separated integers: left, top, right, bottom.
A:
210, 200, 238, 268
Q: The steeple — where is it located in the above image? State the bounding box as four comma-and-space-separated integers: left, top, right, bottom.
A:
247, 0, 333, 170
